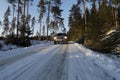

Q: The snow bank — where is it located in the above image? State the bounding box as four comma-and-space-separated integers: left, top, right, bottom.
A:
74, 43, 120, 80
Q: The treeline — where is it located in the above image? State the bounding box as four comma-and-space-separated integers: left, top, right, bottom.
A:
68, 0, 120, 53
0, 0, 64, 47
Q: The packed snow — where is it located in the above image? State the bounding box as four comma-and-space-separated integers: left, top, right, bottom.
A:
0, 42, 120, 80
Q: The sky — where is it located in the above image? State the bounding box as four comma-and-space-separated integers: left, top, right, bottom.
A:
0, 0, 76, 36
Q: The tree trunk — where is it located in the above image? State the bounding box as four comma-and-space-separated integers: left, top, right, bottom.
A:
115, 8, 118, 29
23, 0, 26, 37
27, 0, 29, 16
113, 0, 118, 29
12, 3, 15, 35
17, 0, 20, 38
39, 19, 42, 41
83, 0, 87, 44
47, 0, 51, 41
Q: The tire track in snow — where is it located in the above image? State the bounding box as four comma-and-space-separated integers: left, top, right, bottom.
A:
30, 44, 68, 80
0, 45, 61, 80
0, 45, 53, 67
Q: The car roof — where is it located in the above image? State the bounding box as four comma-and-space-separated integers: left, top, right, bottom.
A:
56, 33, 67, 36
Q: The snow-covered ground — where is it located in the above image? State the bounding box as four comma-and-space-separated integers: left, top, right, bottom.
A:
0, 40, 53, 59
0, 42, 120, 80
0, 40, 18, 51
0, 40, 52, 51
68, 43, 120, 80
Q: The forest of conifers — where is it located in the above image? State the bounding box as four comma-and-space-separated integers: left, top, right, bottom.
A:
68, 0, 120, 53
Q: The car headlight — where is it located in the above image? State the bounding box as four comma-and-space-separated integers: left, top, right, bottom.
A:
54, 37, 57, 40
64, 36, 67, 39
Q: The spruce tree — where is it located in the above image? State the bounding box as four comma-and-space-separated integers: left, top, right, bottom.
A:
68, 4, 83, 41
51, 0, 63, 34
31, 17, 36, 36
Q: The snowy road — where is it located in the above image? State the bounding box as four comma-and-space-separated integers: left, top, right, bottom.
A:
0, 43, 120, 80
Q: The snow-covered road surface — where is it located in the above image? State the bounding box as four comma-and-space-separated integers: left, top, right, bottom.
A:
0, 43, 120, 80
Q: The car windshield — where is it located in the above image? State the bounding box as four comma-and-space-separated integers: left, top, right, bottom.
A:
57, 33, 67, 36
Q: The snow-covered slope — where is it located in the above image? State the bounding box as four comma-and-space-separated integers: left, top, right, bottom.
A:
68, 43, 120, 80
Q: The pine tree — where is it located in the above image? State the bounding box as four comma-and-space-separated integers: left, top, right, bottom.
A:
37, 0, 46, 40
51, 0, 62, 19
2, 6, 11, 36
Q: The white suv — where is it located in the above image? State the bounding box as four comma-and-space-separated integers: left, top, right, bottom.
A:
53, 33, 68, 44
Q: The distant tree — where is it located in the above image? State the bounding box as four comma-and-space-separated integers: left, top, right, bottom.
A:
2, 6, 11, 36
26, 14, 32, 37
0, 21, 2, 28
0, 21, 2, 36
36, 30, 40, 40
9, 17, 16, 35
31, 17, 36, 36
0, 21, 2, 25
42, 25, 45, 40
